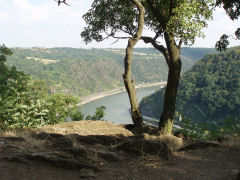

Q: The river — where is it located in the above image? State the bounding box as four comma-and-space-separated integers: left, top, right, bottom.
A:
80, 85, 163, 124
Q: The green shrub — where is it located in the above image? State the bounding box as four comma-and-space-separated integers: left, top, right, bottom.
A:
71, 111, 85, 121
85, 106, 106, 121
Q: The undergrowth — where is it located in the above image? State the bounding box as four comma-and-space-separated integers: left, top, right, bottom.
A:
177, 117, 240, 140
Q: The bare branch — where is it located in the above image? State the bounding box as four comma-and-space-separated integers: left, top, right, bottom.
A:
141, 36, 170, 67
178, 39, 182, 48
54, 0, 70, 6
154, 30, 163, 41
111, 39, 120, 45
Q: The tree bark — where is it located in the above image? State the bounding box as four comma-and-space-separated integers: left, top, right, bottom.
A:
123, 0, 145, 127
159, 34, 182, 134
141, 35, 182, 134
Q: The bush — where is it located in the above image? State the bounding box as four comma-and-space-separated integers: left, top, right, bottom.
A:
85, 106, 106, 121
71, 111, 85, 121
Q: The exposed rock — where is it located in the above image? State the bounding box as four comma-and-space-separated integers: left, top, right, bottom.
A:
4, 152, 101, 172
31, 132, 73, 148
115, 137, 171, 159
3, 136, 25, 142
61, 146, 121, 162
97, 151, 122, 162
2, 156, 28, 163
61, 146, 88, 158
67, 134, 124, 146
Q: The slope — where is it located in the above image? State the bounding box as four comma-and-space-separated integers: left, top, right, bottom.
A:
7, 47, 215, 97
140, 47, 240, 125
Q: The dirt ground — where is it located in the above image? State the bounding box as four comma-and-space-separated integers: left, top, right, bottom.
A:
0, 121, 239, 180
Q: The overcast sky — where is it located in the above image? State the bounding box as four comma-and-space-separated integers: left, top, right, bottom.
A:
0, 0, 239, 48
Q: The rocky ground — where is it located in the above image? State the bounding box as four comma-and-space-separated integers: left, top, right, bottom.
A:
0, 121, 239, 180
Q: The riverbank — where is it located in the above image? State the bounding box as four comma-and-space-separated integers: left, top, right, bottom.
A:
78, 81, 167, 106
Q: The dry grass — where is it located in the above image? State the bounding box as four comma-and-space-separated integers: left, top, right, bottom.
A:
38, 121, 134, 136
0, 121, 134, 153
0, 128, 48, 149
140, 154, 163, 169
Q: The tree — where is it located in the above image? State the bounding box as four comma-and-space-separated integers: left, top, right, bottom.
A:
81, 0, 214, 134
122, 0, 145, 127
0, 44, 13, 75
82, 0, 146, 127
215, 0, 240, 51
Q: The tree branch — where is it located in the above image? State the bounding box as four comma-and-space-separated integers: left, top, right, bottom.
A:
178, 39, 182, 48
141, 36, 170, 66
54, 0, 70, 6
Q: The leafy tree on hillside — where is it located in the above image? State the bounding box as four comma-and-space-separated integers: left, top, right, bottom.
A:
81, 0, 214, 134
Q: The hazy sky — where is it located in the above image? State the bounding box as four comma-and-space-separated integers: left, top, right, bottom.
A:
0, 0, 239, 48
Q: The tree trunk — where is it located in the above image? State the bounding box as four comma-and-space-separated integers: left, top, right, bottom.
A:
123, 0, 145, 127
159, 34, 182, 134
123, 63, 143, 126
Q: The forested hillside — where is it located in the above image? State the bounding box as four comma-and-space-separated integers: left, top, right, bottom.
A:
7, 47, 215, 97
140, 47, 240, 125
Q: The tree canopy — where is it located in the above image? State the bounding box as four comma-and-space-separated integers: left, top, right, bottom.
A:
81, 0, 214, 46
215, 0, 240, 51
81, 0, 215, 134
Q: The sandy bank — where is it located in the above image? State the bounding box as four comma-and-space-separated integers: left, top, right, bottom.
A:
78, 81, 167, 106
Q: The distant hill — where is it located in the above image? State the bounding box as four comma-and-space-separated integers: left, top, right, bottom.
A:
140, 47, 240, 125
7, 47, 215, 97
181, 47, 216, 62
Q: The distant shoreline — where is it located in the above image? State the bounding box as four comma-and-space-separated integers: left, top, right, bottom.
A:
78, 81, 167, 106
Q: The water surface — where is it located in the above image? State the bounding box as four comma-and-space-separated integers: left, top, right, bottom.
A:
80, 86, 161, 124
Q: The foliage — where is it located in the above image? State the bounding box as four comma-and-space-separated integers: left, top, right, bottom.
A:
45, 93, 79, 124
176, 48, 240, 124
81, 0, 214, 46
215, 0, 239, 51
0, 45, 80, 129
216, 0, 240, 20
71, 111, 85, 121
0, 54, 49, 128
215, 34, 230, 51
70, 106, 106, 121
86, 106, 106, 121
140, 47, 240, 125
178, 116, 240, 140
163, 0, 214, 45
